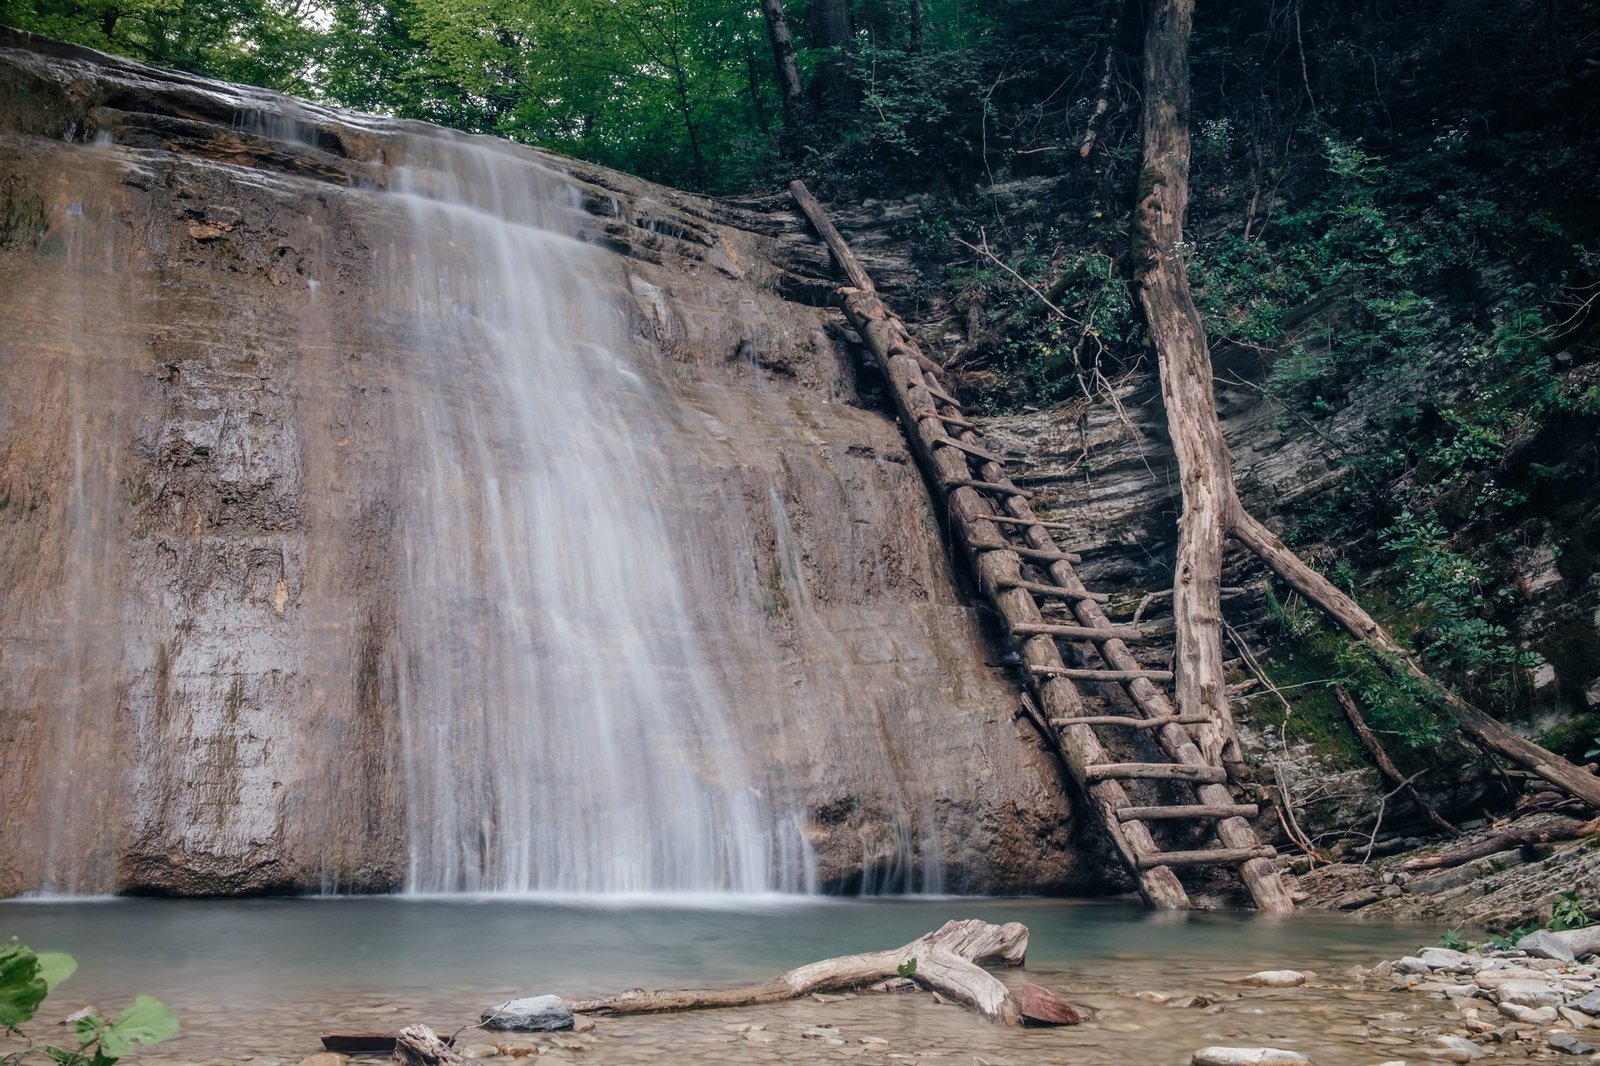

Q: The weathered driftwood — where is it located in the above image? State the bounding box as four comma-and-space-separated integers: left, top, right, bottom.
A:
564, 920, 1029, 1025
1400, 818, 1600, 871
393, 1026, 461, 1066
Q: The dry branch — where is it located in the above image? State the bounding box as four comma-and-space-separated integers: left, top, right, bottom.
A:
564, 920, 1028, 1025
1334, 685, 1459, 837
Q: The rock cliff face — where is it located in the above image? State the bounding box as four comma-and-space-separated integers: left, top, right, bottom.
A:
0, 31, 1086, 898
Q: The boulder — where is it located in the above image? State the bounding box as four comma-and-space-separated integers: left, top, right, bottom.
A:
1396, 956, 1432, 974
481, 996, 575, 1032
1420, 948, 1473, 970
1236, 970, 1306, 987
1191, 1048, 1309, 1066
1496, 980, 1566, 1008
1549, 1031, 1596, 1055
1555, 928, 1600, 958
1518, 930, 1577, 963
1498, 1003, 1559, 1024
1570, 990, 1600, 1015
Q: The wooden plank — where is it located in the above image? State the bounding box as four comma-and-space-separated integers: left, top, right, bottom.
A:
968, 538, 1082, 564
936, 437, 1014, 465
1009, 621, 1145, 642
939, 414, 978, 430
1083, 762, 1227, 783
924, 381, 964, 407
995, 577, 1109, 603
1117, 804, 1261, 822
975, 513, 1079, 533
1032, 666, 1175, 682
1136, 846, 1276, 869
1049, 714, 1207, 729
788, 180, 875, 293
947, 478, 1034, 499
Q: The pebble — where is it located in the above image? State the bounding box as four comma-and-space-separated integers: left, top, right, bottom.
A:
1191, 1047, 1310, 1065
1237, 971, 1306, 988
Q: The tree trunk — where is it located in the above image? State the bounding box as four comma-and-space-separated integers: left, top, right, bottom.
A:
1134, 0, 1239, 767
759, 0, 805, 120
1137, 0, 1600, 813
565, 920, 1029, 1025
808, 0, 854, 47
908, 0, 924, 52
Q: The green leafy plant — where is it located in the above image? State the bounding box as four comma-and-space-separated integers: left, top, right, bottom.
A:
0, 939, 178, 1066
1550, 892, 1591, 932
1585, 736, 1600, 760
896, 958, 918, 979
1437, 928, 1468, 951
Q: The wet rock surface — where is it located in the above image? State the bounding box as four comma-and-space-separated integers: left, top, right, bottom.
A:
0, 31, 1082, 898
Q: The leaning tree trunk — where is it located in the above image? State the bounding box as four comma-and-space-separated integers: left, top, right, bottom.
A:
1134, 0, 1238, 767
758, 0, 805, 121
1136, 0, 1600, 810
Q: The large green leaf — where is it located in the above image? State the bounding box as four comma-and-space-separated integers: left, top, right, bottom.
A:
36, 953, 77, 993
0, 938, 48, 1028
97, 997, 179, 1060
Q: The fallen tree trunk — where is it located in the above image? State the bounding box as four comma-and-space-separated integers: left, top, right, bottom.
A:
1334, 685, 1460, 837
1399, 817, 1600, 871
1136, 0, 1600, 813
565, 919, 1028, 1025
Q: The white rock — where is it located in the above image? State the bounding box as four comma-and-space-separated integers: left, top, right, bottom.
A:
1475, 967, 1546, 989
1433, 1035, 1487, 1059
1191, 1048, 1310, 1066
1496, 980, 1566, 1008
458, 1046, 499, 1060
1421, 948, 1473, 970
1559, 1006, 1591, 1028
743, 1029, 777, 1044
1444, 983, 1480, 999
1519, 930, 1578, 963
801, 1027, 841, 1039
1237, 970, 1306, 987
1499, 1002, 1559, 1024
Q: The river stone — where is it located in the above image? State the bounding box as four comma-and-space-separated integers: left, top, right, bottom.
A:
481, 997, 574, 1032
1433, 1035, 1487, 1059
1191, 1047, 1309, 1065
1550, 1031, 1596, 1055
1556, 928, 1600, 958
1237, 970, 1306, 987
1571, 990, 1600, 1015
1519, 930, 1578, 962
1396, 956, 1432, 974
457, 1047, 498, 1060
1499, 1002, 1559, 1024
1474, 966, 1546, 989
1496, 980, 1565, 1008
1420, 948, 1473, 970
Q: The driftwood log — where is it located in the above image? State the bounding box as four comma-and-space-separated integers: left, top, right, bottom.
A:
565, 920, 1030, 1025
393, 1026, 461, 1066
1400, 818, 1600, 871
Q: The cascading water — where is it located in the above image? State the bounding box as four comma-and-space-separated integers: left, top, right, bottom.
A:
375, 136, 781, 893
1, 36, 1080, 901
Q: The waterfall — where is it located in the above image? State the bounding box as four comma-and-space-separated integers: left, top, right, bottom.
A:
376, 135, 780, 893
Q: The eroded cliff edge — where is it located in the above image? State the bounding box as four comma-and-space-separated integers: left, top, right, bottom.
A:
0, 30, 1089, 898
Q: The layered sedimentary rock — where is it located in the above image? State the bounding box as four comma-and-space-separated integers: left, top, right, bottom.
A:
0, 31, 1084, 898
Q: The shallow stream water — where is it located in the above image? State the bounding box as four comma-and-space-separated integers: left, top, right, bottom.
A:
0, 898, 1469, 1066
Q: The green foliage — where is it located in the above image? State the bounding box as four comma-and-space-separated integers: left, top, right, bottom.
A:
1551, 892, 1590, 932
895, 957, 917, 978
0, 940, 177, 1066
1437, 928, 1467, 951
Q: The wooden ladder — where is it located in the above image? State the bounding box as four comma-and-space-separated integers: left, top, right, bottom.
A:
790, 182, 1293, 912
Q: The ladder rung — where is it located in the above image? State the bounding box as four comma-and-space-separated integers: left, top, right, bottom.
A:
939, 414, 978, 430
968, 538, 1081, 564
936, 437, 1013, 465
1117, 804, 1261, 822
1009, 621, 1145, 642
924, 381, 963, 407
1083, 762, 1227, 783
1033, 667, 1174, 682
974, 513, 1077, 533
948, 478, 1034, 499
994, 578, 1109, 603
1136, 845, 1276, 869
1050, 713, 1207, 729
